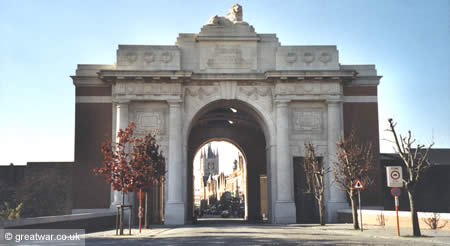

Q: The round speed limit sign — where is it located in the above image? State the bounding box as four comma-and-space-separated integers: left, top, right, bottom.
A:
391, 170, 401, 180
386, 166, 403, 187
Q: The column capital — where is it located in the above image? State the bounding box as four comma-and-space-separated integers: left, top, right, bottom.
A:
326, 99, 343, 104
274, 99, 291, 106
113, 99, 130, 104
167, 99, 183, 106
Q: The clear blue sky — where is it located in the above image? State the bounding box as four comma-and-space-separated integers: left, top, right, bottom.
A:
1, 0, 449, 165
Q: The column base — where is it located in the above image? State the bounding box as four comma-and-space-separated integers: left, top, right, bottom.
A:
326, 201, 349, 223
165, 201, 185, 225
274, 201, 296, 224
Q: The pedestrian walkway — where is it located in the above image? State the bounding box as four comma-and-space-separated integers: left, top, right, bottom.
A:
84, 223, 450, 245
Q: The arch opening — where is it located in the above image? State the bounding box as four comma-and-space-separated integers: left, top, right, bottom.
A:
193, 140, 248, 221
186, 100, 270, 223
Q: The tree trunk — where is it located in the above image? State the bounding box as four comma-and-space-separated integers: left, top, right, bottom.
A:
120, 191, 125, 235
144, 191, 149, 229
350, 193, 359, 230
318, 195, 325, 226
408, 189, 421, 236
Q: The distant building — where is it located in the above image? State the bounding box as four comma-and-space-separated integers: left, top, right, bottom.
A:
200, 144, 219, 177
225, 155, 246, 199
380, 149, 450, 213
200, 152, 246, 206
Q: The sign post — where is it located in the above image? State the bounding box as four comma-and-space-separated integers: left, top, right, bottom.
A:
386, 166, 403, 237
391, 187, 401, 236
353, 179, 365, 232
138, 189, 143, 233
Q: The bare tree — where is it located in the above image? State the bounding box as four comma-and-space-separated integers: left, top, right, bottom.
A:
422, 213, 448, 230
387, 118, 433, 236
334, 128, 374, 230
303, 142, 329, 225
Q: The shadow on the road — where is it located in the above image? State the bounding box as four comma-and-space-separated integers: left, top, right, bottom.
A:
195, 217, 248, 224
86, 235, 392, 246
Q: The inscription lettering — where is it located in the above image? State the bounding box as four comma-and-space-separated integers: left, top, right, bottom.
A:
206, 45, 249, 69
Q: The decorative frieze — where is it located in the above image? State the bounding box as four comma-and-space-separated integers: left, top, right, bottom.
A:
184, 86, 220, 112
113, 82, 182, 96
275, 82, 340, 95
239, 87, 271, 100
185, 86, 219, 100
276, 46, 339, 70
238, 86, 273, 112
116, 45, 180, 70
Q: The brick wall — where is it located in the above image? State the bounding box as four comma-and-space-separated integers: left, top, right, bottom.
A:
0, 162, 73, 218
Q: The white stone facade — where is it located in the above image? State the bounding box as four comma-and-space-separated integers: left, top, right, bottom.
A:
72, 4, 381, 225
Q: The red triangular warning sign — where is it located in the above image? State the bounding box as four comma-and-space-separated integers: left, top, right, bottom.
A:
353, 179, 364, 190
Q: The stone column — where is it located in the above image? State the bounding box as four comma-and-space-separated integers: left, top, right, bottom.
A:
267, 144, 276, 223
110, 101, 134, 208
326, 99, 348, 222
164, 100, 185, 224
274, 100, 296, 223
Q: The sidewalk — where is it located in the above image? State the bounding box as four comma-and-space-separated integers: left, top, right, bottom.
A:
306, 224, 450, 245
83, 223, 450, 245
84, 225, 174, 239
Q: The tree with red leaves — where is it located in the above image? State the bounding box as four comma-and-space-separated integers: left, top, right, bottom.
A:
130, 133, 166, 229
93, 122, 137, 235
93, 122, 166, 234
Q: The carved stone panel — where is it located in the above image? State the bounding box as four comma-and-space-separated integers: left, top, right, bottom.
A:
129, 102, 168, 146
135, 111, 166, 136
237, 86, 273, 112
185, 86, 219, 100
199, 42, 257, 72
116, 45, 180, 70
184, 86, 220, 112
276, 46, 339, 70
292, 109, 323, 133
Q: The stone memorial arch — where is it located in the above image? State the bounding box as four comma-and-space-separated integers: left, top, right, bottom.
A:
71, 4, 382, 225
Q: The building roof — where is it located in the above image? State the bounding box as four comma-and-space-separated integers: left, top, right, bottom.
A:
381, 148, 450, 166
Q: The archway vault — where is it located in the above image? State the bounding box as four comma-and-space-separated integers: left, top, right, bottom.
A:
186, 99, 270, 223
183, 98, 275, 148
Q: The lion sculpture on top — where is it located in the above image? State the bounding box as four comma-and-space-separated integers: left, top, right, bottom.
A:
208, 4, 244, 25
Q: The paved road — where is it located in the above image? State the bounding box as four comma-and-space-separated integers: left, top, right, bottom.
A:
85, 223, 450, 245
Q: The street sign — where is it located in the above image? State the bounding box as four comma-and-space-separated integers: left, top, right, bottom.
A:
353, 179, 365, 190
352, 178, 365, 232
391, 187, 401, 197
389, 187, 402, 237
386, 166, 403, 187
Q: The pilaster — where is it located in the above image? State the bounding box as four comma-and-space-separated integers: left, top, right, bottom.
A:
165, 100, 185, 224
274, 100, 296, 223
111, 101, 135, 208
325, 99, 348, 222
